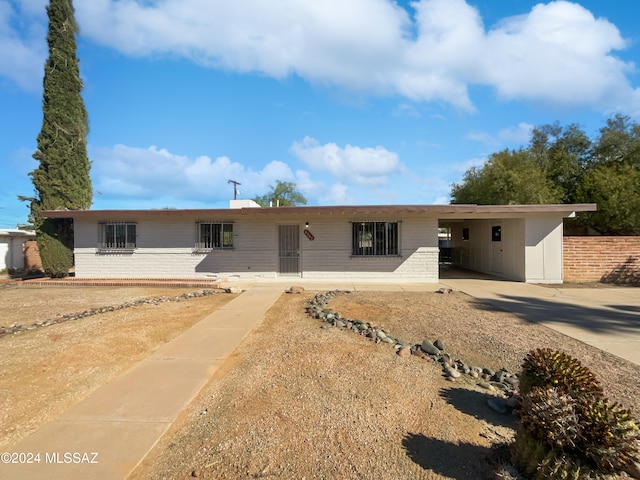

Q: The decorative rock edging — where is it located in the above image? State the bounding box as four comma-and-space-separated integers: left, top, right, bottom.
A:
1, 289, 230, 338
305, 290, 520, 415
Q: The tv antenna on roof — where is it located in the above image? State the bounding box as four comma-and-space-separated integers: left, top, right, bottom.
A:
228, 179, 241, 200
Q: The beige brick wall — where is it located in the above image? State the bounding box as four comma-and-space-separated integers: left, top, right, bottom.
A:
72, 215, 440, 281
563, 236, 640, 283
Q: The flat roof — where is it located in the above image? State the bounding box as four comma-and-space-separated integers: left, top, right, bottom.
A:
43, 203, 597, 220
0, 229, 36, 236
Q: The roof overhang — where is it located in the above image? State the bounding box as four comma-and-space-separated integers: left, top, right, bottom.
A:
0, 229, 36, 237
42, 203, 597, 221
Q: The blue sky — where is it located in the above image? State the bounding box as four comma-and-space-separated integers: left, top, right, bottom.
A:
1, 0, 639, 228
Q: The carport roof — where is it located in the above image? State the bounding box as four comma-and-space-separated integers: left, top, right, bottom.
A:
43, 203, 596, 220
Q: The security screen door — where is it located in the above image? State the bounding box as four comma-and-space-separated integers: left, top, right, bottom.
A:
278, 225, 300, 274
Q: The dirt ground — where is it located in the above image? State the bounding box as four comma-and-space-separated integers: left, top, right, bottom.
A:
130, 289, 640, 480
1, 284, 639, 479
0, 283, 236, 451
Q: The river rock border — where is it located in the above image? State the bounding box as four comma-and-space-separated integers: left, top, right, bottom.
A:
305, 289, 520, 414
1, 289, 230, 338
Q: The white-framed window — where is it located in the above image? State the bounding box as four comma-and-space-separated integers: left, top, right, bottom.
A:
195, 221, 234, 251
351, 221, 400, 256
98, 222, 137, 251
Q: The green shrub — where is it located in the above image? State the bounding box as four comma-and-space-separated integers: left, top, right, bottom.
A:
37, 227, 72, 278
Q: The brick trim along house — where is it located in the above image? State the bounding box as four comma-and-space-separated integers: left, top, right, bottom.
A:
43, 201, 596, 283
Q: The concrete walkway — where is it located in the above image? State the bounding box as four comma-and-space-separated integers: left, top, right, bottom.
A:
1, 286, 283, 480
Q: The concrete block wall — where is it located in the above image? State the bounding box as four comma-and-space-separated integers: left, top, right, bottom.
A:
563, 236, 640, 283
72, 215, 441, 281
392, 247, 439, 281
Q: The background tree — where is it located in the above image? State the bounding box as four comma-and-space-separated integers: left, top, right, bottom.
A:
450, 115, 640, 235
451, 148, 562, 205
253, 181, 307, 207
589, 114, 640, 169
576, 164, 640, 235
529, 122, 591, 203
20, 0, 92, 277
574, 115, 640, 234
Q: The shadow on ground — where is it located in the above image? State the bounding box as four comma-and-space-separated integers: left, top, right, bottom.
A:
469, 295, 640, 336
439, 387, 516, 429
402, 432, 495, 479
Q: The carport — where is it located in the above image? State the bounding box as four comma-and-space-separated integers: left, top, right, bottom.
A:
437, 204, 596, 283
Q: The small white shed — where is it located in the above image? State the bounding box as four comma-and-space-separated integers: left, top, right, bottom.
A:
0, 229, 36, 271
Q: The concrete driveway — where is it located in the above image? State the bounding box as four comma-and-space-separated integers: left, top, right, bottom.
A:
439, 274, 640, 366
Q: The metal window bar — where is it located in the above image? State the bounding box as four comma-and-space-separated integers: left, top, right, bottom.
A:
351, 221, 399, 256
222, 223, 233, 248
195, 222, 234, 250
99, 223, 136, 250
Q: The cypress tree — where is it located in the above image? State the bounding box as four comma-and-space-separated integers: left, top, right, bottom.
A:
23, 0, 92, 277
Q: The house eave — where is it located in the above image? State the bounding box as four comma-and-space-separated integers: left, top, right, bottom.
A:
41, 203, 597, 221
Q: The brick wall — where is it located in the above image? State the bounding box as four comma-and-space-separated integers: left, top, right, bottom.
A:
563, 236, 640, 283
24, 240, 42, 271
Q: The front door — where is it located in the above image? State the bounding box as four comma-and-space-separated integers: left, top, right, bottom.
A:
278, 225, 300, 274
490, 225, 504, 274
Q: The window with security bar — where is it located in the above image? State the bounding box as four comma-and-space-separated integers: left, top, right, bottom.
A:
195, 222, 234, 251
98, 222, 137, 251
351, 221, 399, 256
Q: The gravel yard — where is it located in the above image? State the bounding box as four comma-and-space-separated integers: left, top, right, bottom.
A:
0, 283, 235, 451
1, 282, 638, 479
128, 289, 640, 480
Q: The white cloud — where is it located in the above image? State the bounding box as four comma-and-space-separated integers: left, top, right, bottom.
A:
3, 0, 639, 113
467, 122, 533, 147
466, 131, 495, 145
451, 156, 488, 174
69, 0, 639, 113
16, 0, 48, 16
90, 144, 312, 204
482, 2, 634, 109
47, 141, 502, 208
393, 103, 422, 118
290, 136, 401, 186
0, 0, 46, 92
498, 122, 534, 144
319, 183, 352, 205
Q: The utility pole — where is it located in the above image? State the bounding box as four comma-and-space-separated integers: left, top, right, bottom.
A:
228, 179, 241, 200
